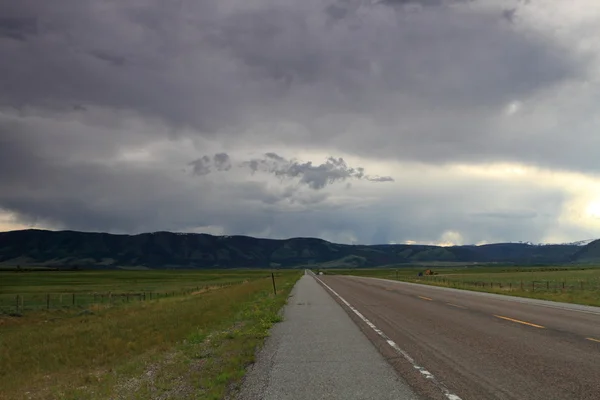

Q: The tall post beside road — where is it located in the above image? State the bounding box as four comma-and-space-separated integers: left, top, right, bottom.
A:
271, 272, 277, 295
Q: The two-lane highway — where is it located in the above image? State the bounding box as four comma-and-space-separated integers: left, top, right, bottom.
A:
317, 275, 600, 400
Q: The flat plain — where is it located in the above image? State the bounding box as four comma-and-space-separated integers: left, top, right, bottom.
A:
0, 269, 301, 400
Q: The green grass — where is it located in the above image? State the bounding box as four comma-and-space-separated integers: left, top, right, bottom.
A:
324, 266, 600, 307
0, 269, 278, 313
0, 270, 301, 399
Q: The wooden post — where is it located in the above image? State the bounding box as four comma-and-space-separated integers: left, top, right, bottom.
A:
47, 294, 50, 310
271, 272, 277, 295
15, 295, 19, 313
72, 293, 75, 306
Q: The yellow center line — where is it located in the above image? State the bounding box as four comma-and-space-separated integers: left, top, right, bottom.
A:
418, 296, 433, 301
447, 303, 467, 309
586, 337, 600, 343
494, 315, 545, 329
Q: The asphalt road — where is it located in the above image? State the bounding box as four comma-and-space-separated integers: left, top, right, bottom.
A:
236, 273, 420, 400
317, 275, 600, 400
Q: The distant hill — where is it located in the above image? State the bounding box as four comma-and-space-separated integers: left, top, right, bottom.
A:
571, 239, 600, 262
0, 229, 592, 269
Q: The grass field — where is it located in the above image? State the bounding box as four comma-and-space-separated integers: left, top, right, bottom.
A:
0, 269, 302, 400
323, 266, 600, 307
0, 270, 275, 314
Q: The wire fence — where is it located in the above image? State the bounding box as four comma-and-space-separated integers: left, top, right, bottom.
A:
405, 275, 600, 293
0, 281, 247, 315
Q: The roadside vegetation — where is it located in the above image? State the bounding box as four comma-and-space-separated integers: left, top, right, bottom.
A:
324, 266, 600, 307
0, 270, 276, 313
0, 269, 301, 400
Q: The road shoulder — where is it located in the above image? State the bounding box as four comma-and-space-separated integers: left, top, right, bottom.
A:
235, 273, 420, 400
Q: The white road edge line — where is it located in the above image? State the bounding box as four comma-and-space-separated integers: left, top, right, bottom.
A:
310, 272, 462, 400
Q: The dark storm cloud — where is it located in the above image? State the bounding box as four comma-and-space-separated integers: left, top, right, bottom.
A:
0, 0, 584, 158
191, 152, 393, 189
0, 17, 37, 41
0, 0, 598, 243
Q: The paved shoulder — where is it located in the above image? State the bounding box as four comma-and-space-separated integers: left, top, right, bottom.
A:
236, 274, 420, 400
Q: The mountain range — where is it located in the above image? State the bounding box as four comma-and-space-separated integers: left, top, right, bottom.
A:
1, 229, 600, 270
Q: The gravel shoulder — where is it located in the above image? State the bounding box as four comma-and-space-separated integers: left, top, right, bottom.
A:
235, 273, 420, 400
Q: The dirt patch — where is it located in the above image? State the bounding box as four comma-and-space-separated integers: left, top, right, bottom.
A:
112, 351, 200, 400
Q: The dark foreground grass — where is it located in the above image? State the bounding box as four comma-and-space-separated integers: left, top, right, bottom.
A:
0, 271, 301, 400
326, 266, 600, 307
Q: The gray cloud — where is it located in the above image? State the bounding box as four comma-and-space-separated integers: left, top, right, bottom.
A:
502, 8, 517, 23
189, 155, 212, 176
191, 152, 393, 189
469, 211, 538, 220
0, 17, 38, 41
189, 153, 233, 176
213, 153, 232, 171
366, 176, 395, 182
0, 0, 599, 244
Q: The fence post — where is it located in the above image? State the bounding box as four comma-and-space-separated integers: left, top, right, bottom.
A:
532, 282, 535, 292
15, 295, 19, 313
47, 294, 50, 310
72, 293, 76, 306
271, 272, 277, 295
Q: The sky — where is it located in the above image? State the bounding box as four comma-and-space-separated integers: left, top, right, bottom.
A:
2, 0, 600, 245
